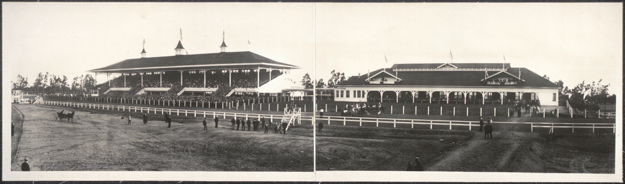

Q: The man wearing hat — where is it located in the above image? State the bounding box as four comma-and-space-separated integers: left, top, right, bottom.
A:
21, 158, 30, 171
406, 156, 424, 171
203, 117, 208, 131
214, 116, 219, 128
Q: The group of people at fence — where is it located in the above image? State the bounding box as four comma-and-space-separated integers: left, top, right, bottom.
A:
123, 111, 290, 134
340, 102, 385, 117
230, 116, 289, 134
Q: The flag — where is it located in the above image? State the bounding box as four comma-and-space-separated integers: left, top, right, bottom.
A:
450, 50, 453, 61
385, 55, 388, 63
180, 28, 183, 40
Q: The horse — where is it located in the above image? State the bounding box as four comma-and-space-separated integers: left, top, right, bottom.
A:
55, 110, 66, 121
65, 111, 75, 122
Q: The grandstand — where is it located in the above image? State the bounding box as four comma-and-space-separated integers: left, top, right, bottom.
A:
90, 35, 299, 103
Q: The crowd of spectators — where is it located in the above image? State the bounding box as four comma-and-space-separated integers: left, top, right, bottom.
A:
95, 70, 284, 103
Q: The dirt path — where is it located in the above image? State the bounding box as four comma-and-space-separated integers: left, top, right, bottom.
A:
427, 126, 534, 171
12, 104, 313, 171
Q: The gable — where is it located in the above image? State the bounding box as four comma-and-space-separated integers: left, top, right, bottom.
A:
365, 70, 402, 84
436, 63, 458, 69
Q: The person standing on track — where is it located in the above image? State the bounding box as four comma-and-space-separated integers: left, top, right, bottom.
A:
246, 118, 252, 131
143, 113, 148, 124
479, 117, 484, 132
406, 156, 424, 171
214, 116, 219, 128
264, 121, 270, 134
281, 121, 288, 134
252, 118, 259, 131
318, 121, 324, 134
231, 118, 236, 130
484, 121, 493, 139
261, 116, 266, 129
21, 158, 30, 171
127, 114, 132, 125
203, 117, 208, 131
236, 118, 241, 130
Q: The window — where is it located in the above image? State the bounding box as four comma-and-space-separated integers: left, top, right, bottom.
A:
346, 90, 350, 98
336, 90, 339, 97
553, 93, 556, 101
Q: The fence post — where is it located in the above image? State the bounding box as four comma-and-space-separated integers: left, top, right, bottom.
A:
376, 119, 379, 127
584, 109, 587, 118
430, 121, 433, 129
449, 121, 452, 130
403, 106, 405, 114
480, 108, 482, 116
252, 104, 254, 111
592, 124, 595, 133
415, 106, 418, 115
260, 103, 263, 111
613, 124, 615, 134
277, 103, 279, 112
598, 110, 601, 118
271, 115, 274, 123
328, 116, 330, 125
469, 121, 472, 131
531, 123, 533, 132
543, 109, 545, 118
203, 111, 205, 118
467, 107, 469, 116
440, 106, 443, 115
393, 119, 396, 128
223, 112, 226, 119
453, 107, 455, 116
177, 109, 179, 116
343, 117, 346, 126
508, 108, 510, 117
411, 120, 414, 129
304, 104, 306, 112
572, 124, 574, 133
556, 109, 559, 118
427, 106, 430, 115
325, 104, 328, 112
391, 106, 393, 114
194, 111, 196, 117
213, 112, 216, 118
494, 108, 496, 117
335, 105, 338, 112
359, 118, 362, 126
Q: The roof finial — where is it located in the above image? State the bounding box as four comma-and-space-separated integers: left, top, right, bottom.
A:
141, 39, 147, 58
450, 50, 453, 63
180, 28, 183, 41
220, 30, 228, 53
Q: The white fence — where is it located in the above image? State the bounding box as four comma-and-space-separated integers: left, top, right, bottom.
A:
44, 100, 312, 125
44, 100, 615, 134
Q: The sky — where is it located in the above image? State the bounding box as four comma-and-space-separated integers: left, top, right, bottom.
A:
4, 3, 622, 94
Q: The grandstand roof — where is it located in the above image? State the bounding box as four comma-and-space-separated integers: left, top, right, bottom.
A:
90, 51, 299, 73
340, 67, 558, 88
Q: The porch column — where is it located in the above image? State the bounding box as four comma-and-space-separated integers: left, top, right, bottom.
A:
378, 90, 384, 103
445, 91, 451, 104
229, 70, 232, 87
257, 67, 260, 88
140, 73, 144, 87
203, 70, 207, 88
159, 72, 162, 87
411, 91, 416, 103
500, 91, 505, 105
180, 71, 183, 86
481, 91, 486, 104
463, 91, 467, 104
395, 90, 400, 103
428, 91, 433, 104
268, 68, 272, 82
107, 73, 110, 86
364, 90, 369, 101
123, 74, 126, 87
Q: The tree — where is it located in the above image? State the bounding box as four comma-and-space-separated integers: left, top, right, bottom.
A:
327, 70, 347, 87
301, 73, 313, 89
13, 74, 29, 89
84, 74, 97, 90
316, 79, 325, 88
567, 79, 614, 110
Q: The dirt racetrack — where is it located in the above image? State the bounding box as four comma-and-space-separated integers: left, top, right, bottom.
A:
317, 123, 615, 173
11, 104, 313, 171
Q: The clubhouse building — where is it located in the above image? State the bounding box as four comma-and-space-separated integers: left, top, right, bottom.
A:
334, 63, 560, 106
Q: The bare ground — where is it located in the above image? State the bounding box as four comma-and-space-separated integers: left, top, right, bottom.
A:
11, 104, 313, 171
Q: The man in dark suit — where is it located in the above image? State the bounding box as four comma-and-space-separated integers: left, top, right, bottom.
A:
231, 118, 236, 130
21, 158, 30, 171
246, 119, 252, 131
236, 118, 241, 130
203, 118, 207, 131
318, 121, 324, 134
479, 117, 484, 132
406, 156, 424, 171
214, 116, 219, 128
143, 113, 148, 124
485, 121, 493, 139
